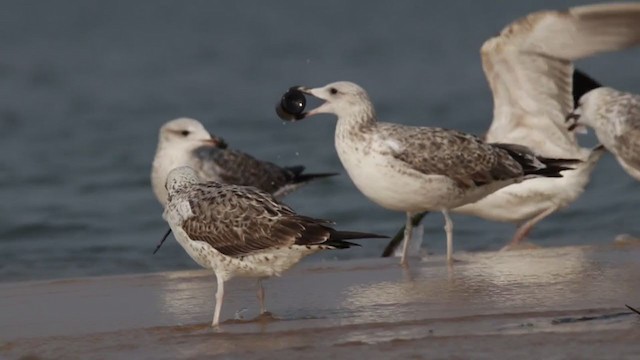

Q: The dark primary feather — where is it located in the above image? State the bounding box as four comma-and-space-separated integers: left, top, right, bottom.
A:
491, 143, 581, 178
283, 165, 338, 185
179, 182, 384, 257
572, 69, 602, 107
193, 146, 336, 195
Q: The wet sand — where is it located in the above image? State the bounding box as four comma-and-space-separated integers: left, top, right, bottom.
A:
2, 243, 640, 359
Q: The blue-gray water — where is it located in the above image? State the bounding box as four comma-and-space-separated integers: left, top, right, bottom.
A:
1, 0, 639, 283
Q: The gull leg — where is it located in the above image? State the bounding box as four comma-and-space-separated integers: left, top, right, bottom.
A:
442, 210, 454, 264
504, 206, 558, 250
381, 212, 429, 257
257, 278, 267, 314
213, 273, 225, 327
400, 212, 415, 266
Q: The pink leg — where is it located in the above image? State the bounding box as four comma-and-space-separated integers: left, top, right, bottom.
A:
257, 279, 267, 314
213, 273, 225, 327
508, 206, 558, 246
442, 210, 453, 264
400, 212, 414, 266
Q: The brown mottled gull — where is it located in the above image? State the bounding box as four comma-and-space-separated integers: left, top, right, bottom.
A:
162, 166, 385, 327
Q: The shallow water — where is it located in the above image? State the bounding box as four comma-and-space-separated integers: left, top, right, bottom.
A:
1, 244, 639, 359
1, 0, 640, 282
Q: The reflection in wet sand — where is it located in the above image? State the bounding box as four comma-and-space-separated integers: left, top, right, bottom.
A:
156, 270, 214, 324
2, 245, 640, 359
341, 245, 640, 326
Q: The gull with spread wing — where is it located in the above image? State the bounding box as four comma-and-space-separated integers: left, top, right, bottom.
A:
382, 2, 640, 255
453, 3, 640, 247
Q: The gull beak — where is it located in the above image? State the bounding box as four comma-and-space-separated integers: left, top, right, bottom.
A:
297, 86, 327, 100
566, 110, 588, 134
276, 85, 333, 122
202, 136, 227, 148
296, 86, 331, 117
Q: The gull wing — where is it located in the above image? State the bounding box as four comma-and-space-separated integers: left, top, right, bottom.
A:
482, 3, 640, 158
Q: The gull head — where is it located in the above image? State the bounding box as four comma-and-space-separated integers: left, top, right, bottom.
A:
277, 81, 375, 121
567, 87, 619, 133
165, 166, 200, 197
159, 118, 226, 149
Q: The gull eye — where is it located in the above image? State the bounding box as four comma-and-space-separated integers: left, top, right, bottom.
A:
329, 87, 338, 95
180, 130, 190, 136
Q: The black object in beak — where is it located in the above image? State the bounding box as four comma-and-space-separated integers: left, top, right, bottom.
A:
276, 87, 307, 121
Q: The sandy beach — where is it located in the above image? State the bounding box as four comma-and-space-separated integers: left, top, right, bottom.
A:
2, 243, 639, 359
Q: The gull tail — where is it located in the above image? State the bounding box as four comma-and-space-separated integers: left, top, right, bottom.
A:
284, 165, 339, 184
494, 143, 582, 178
326, 230, 388, 249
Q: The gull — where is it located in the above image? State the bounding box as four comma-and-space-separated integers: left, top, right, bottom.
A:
162, 166, 385, 326
452, 1, 640, 247
568, 87, 640, 181
151, 117, 337, 206
279, 81, 578, 265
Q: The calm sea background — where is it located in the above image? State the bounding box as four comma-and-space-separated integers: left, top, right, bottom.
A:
1, 0, 639, 282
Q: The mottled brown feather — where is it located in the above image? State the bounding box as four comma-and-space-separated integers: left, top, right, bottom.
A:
378, 123, 524, 187
178, 183, 360, 257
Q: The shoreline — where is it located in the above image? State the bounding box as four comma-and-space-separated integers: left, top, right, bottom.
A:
2, 243, 640, 359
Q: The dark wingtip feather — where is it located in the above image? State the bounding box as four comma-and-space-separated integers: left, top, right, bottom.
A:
573, 68, 602, 107
325, 239, 361, 249
494, 143, 582, 178
333, 230, 388, 240
283, 165, 339, 184
292, 172, 340, 184
326, 230, 387, 249
530, 157, 582, 177
284, 165, 306, 176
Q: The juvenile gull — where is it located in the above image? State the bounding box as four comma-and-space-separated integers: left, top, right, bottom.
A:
282, 81, 578, 265
162, 166, 385, 326
151, 118, 337, 206
568, 87, 640, 181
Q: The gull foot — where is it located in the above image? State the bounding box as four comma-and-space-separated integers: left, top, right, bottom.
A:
500, 241, 541, 252
614, 234, 640, 245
